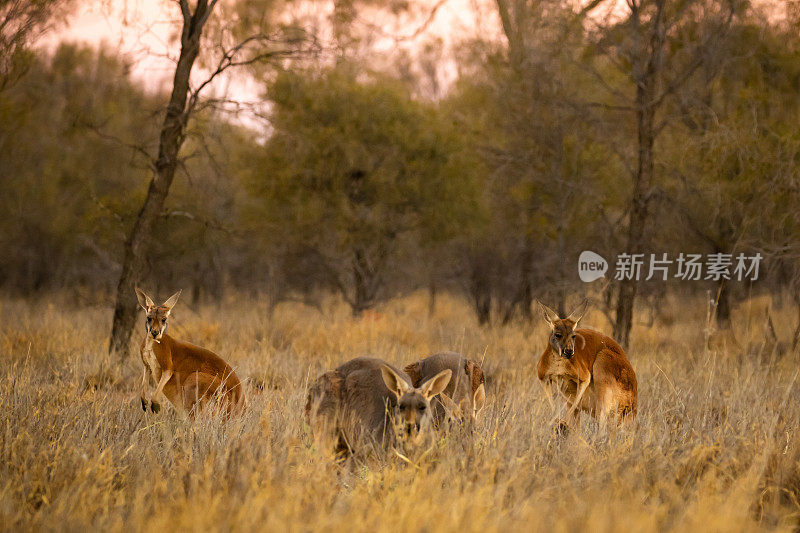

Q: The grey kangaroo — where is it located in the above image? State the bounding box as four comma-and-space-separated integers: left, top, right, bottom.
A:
404, 352, 486, 429
305, 357, 451, 458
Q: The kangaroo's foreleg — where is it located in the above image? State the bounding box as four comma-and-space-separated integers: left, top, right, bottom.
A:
569, 379, 590, 417
140, 365, 155, 412
540, 378, 556, 411
152, 369, 173, 409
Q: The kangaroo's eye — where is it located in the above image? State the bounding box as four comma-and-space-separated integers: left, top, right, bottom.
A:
146, 317, 151, 323
572, 334, 576, 339
554, 333, 562, 339
418, 404, 426, 412
161, 318, 166, 323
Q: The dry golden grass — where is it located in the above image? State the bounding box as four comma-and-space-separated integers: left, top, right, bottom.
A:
1, 291, 799, 531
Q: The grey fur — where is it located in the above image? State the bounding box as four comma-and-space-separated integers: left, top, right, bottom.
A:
306, 357, 446, 458
404, 351, 485, 428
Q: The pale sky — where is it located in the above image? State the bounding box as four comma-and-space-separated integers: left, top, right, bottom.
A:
47, 0, 791, 98
51, 1, 180, 91
47, 0, 499, 104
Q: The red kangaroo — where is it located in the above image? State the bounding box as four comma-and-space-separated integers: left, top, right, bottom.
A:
135, 288, 245, 417
537, 300, 637, 426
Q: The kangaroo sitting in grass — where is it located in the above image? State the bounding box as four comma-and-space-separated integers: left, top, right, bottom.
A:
404, 351, 486, 430
135, 288, 245, 417
305, 356, 451, 459
537, 300, 637, 427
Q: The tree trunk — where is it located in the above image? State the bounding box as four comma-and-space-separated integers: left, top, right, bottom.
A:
108, 0, 214, 361
502, 241, 534, 324
556, 216, 567, 317
714, 278, 731, 329
613, 0, 664, 348
467, 252, 493, 325
351, 248, 373, 317
427, 278, 437, 317
613, 84, 655, 347
495, 0, 526, 71
474, 289, 491, 325
519, 259, 533, 321
792, 289, 800, 351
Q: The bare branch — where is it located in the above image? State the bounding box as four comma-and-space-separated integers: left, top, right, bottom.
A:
161, 209, 237, 236
178, 0, 191, 24
83, 120, 156, 170
185, 29, 316, 118
651, 2, 735, 109
353, 0, 450, 43
579, 0, 609, 16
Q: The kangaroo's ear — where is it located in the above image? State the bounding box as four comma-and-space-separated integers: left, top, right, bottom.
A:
135, 287, 154, 311
439, 392, 461, 419
381, 365, 412, 399
162, 289, 182, 312
420, 369, 452, 400
566, 298, 589, 328
473, 383, 486, 416
538, 301, 560, 327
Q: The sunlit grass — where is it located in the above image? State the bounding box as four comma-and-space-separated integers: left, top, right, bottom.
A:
0, 291, 798, 531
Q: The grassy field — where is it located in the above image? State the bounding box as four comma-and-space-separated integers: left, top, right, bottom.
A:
1, 291, 799, 531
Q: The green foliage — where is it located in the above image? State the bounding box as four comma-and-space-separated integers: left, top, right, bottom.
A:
244, 63, 482, 310
5, 0, 800, 323
0, 45, 157, 289
660, 14, 800, 259
0, 44, 250, 296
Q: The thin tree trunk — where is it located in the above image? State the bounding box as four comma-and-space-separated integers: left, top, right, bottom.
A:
556, 209, 567, 318
427, 278, 437, 317
519, 254, 534, 321
792, 289, 800, 351
495, 0, 526, 71
469, 255, 492, 325
613, 0, 664, 349
502, 241, 534, 324
108, 0, 214, 360
714, 278, 731, 329
351, 247, 374, 317
613, 89, 655, 347
474, 288, 491, 326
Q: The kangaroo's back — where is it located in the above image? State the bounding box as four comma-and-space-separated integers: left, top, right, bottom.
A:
577, 328, 637, 417
338, 357, 401, 441
166, 335, 245, 411
581, 329, 637, 413
307, 357, 411, 452
575, 329, 627, 361
170, 337, 242, 385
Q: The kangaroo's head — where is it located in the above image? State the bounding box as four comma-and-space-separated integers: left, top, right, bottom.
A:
135, 288, 182, 342
380, 365, 452, 454
538, 299, 588, 359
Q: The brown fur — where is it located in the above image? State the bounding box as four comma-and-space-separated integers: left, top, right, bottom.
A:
537, 301, 637, 423
136, 288, 244, 417
404, 352, 486, 428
